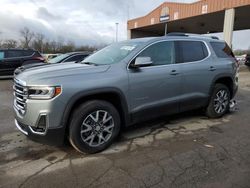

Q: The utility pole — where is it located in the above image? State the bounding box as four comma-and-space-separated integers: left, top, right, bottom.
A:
115, 23, 119, 42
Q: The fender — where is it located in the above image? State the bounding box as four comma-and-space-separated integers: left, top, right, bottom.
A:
208, 73, 234, 99
60, 87, 130, 129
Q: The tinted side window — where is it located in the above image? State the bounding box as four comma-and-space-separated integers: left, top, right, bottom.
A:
176, 41, 208, 63
210, 42, 234, 58
0, 51, 5, 60
7, 50, 23, 58
64, 55, 87, 62
137, 41, 175, 66
23, 50, 34, 56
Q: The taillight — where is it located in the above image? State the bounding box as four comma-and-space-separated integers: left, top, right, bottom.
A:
33, 56, 45, 61
234, 57, 240, 67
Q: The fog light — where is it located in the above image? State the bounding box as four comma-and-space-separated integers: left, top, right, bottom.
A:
36, 115, 47, 132
29, 114, 47, 134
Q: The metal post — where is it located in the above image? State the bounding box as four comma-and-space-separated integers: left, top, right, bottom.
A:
223, 8, 235, 48
115, 23, 119, 42
164, 23, 168, 35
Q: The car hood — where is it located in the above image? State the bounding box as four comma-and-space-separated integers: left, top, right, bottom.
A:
15, 62, 49, 75
16, 63, 110, 84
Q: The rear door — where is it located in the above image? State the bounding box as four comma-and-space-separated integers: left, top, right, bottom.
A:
128, 40, 182, 122
175, 40, 215, 111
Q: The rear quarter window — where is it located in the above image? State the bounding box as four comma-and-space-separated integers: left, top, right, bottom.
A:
0, 51, 5, 60
23, 50, 34, 56
175, 41, 209, 63
64, 55, 82, 62
7, 50, 24, 58
210, 42, 234, 58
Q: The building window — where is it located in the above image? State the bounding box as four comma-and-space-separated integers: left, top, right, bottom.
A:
202, 5, 208, 14
134, 22, 138, 28
174, 12, 179, 20
151, 18, 155, 25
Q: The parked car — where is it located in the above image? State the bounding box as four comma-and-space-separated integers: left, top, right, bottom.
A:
0, 49, 45, 77
14, 51, 91, 75
43, 53, 62, 61
245, 54, 250, 66
13, 33, 238, 153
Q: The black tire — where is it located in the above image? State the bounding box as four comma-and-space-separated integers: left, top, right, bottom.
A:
69, 100, 121, 154
206, 83, 230, 118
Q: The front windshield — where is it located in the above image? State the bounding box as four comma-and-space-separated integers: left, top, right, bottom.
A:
82, 41, 143, 65
48, 54, 69, 64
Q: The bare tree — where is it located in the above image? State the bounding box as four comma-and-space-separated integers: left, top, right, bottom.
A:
49, 40, 58, 53
2, 39, 18, 48
60, 40, 75, 53
76, 45, 97, 52
32, 33, 45, 52
20, 27, 34, 48
56, 36, 65, 52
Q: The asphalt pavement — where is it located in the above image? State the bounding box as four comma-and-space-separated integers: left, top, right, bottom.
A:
0, 67, 250, 188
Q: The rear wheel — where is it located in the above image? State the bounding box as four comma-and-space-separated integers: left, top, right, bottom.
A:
69, 100, 121, 153
206, 83, 230, 118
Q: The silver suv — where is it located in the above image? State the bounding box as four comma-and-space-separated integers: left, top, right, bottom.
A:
13, 34, 238, 153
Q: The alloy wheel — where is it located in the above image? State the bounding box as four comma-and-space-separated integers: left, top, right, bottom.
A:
214, 89, 229, 114
80, 110, 114, 147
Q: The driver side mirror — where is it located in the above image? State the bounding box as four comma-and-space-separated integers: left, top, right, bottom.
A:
131, 57, 153, 68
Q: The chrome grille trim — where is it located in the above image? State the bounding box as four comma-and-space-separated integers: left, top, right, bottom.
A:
13, 79, 27, 115
15, 119, 28, 135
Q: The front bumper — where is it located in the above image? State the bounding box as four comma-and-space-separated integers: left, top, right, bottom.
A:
232, 84, 238, 99
15, 119, 65, 146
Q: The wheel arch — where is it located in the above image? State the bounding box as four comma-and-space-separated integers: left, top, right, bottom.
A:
210, 74, 234, 99
61, 88, 130, 136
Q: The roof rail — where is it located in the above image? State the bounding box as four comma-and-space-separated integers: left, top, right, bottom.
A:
166, 32, 219, 40
210, 36, 219, 40
167, 32, 188, 37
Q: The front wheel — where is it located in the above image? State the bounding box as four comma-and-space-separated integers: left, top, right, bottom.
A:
206, 84, 230, 118
69, 100, 121, 153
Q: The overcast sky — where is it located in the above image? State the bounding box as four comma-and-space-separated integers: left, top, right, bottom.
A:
0, 0, 249, 49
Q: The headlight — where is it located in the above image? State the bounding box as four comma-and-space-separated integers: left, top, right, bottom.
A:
28, 86, 62, 100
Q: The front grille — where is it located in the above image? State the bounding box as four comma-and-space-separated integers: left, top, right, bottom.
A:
13, 79, 27, 115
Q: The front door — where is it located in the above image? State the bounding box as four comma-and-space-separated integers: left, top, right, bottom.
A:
127, 41, 181, 122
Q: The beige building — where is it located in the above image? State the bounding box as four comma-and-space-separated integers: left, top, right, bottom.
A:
127, 0, 250, 46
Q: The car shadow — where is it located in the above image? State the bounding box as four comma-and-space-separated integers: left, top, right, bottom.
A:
59, 108, 238, 156
61, 110, 204, 154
